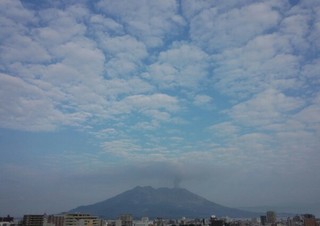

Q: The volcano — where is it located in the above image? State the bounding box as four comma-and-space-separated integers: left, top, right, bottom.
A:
70, 186, 258, 219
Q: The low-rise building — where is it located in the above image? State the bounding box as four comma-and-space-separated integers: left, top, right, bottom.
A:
22, 215, 46, 226
64, 214, 102, 226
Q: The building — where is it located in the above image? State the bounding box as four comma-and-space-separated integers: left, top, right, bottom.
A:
303, 214, 316, 226
0, 216, 15, 226
260, 216, 267, 226
46, 215, 64, 226
133, 217, 149, 226
0, 223, 16, 226
22, 215, 45, 226
63, 214, 102, 226
209, 215, 225, 226
153, 218, 165, 226
266, 211, 276, 225
119, 215, 132, 226
0, 216, 14, 223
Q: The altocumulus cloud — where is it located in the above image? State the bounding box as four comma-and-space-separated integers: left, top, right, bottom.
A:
0, 0, 320, 217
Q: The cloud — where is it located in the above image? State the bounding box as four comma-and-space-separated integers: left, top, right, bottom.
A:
208, 122, 238, 140
0, 73, 87, 131
229, 89, 304, 127
101, 35, 147, 59
212, 32, 302, 98
50, 38, 105, 77
0, 0, 36, 25
190, 2, 281, 52
3, 37, 49, 64
0, 2, 162, 131
99, 35, 148, 78
145, 43, 210, 89
193, 94, 213, 107
34, 8, 87, 45
302, 58, 320, 85
90, 14, 124, 35
96, 0, 185, 48
279, 14, 311, 52
121, 93, 179, 112
102, 139, 141, 158
101, 139, 182, 161
286, 0, 320, 52
309, 20, 320, 50
143, 109, 171, 122
181, 0, 215, 20
294, 99, 320, 129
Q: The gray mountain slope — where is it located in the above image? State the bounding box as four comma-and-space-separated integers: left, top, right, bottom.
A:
70, 186, 259, 219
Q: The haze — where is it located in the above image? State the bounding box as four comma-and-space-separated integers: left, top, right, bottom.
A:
0, 0, 320, 217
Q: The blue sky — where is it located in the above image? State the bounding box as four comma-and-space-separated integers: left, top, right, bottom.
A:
1, 0, 320, 217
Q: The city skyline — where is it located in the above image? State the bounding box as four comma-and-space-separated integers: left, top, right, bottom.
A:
0, 0, 320, 217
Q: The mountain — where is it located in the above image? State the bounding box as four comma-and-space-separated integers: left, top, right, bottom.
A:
69, 186, 259, 219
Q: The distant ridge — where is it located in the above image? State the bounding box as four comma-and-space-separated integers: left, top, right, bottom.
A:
69, 186, 259, 219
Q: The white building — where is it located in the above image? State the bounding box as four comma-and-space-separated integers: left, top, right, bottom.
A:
133, 217, 149, 226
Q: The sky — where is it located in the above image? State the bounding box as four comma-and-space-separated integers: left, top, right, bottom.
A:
0, 0, 320, 218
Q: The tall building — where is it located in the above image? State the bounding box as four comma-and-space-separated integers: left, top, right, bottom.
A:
260, 216, 267, 226
303, 214, 316, 226
22, 215, 45, 226
63, 214, 102, 226
266, 211, 276, 225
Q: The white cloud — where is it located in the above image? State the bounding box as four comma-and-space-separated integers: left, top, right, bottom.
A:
103, 77, 154, 97
99, 35, 148, 78
90, 15, 124, 35
229, 89, 304, 127
234, 133, 272, 155
207, 122, 239, 143
302, 58, 320, 85
143, 109, 171, 122
181, 0, 215, 20
279, 14, 311, 52
0, 73, 89, 131
285, 0, 320, 52
0, 0, 36, 24
102, 139, 141, 158
96, 0, 185, 48
0, 1, 182, 132
101, 139, 178, 161
50, 39, 105, 77
193, 94, 213, 107
101, 35, 147, 60
213, 33, 301, 98
181, 0, 267, 22
309, 20, 320, 50
190, 2, 280, 52
294, 102, 320, 130
122, 93, 179, 113
208, 122, 238, 135
89, 128, 121, 141
145, 43, 210, 89
0, 35, 51, 64
34, 8, 87, 45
